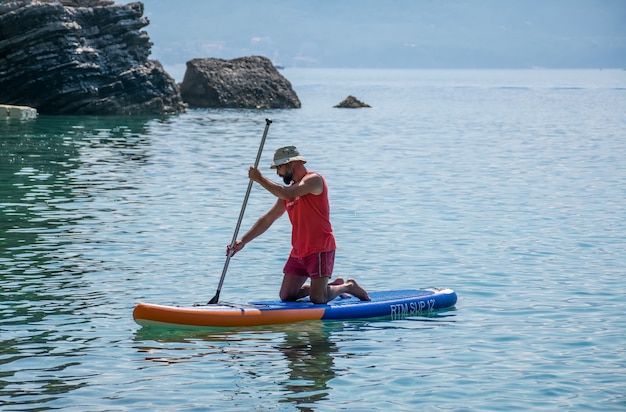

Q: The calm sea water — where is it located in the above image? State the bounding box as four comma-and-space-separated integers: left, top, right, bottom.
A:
1, 69, 625, 411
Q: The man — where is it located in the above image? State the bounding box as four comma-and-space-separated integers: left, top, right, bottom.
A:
227, 145, 370, 304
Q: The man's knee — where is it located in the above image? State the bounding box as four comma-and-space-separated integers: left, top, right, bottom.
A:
309, 291, 327, 304
280, 291, 298, 302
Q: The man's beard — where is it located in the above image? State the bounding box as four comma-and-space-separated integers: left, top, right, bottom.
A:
282, 170, 293, 185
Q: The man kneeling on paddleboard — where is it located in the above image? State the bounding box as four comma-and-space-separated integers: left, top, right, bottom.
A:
227, 145, 370, 304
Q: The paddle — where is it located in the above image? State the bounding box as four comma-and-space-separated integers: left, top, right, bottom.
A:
208, 118, 272, 304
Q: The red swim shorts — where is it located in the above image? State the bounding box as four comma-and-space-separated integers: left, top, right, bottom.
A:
283, 250, 335, 279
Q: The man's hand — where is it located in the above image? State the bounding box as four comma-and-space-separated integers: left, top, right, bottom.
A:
226, 239, 245, 256
248, 166, 262, 183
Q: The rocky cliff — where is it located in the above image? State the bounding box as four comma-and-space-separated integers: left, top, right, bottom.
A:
180, 56, 301, 109
0, 0, 184, 115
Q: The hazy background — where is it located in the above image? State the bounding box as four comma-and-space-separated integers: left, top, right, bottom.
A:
131, 0, 626, 80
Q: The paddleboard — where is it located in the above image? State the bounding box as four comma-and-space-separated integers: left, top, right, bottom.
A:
133, 288, 457, 329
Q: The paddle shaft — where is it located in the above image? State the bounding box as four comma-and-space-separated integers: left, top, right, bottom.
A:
208, 118, 272, 304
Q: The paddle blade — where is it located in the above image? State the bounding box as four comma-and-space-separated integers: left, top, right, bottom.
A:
207, 291, 220, 305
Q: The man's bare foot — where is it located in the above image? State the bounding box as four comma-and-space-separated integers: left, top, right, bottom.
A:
346, 278, 370, 301
329, 277, 344, 286
328, 278, 352, 299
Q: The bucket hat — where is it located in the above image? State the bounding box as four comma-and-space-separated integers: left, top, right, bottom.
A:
270, 146, 307, 168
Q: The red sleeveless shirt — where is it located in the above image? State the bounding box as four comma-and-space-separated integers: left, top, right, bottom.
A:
284, 172, 336, 258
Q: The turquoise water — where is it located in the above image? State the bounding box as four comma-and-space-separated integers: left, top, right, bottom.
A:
1, 69, 625, 411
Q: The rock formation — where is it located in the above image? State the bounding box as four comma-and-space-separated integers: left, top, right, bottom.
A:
334, 95, 371, 108
0, 0, 185, 115
180, 56, 301, 109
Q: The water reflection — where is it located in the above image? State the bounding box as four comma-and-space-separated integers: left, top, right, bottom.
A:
276, 324, 338, 410
134, 322, 339, 410
131, 314, 457, 410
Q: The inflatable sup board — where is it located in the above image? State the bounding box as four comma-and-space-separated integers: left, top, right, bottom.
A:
133, 288, 457, 329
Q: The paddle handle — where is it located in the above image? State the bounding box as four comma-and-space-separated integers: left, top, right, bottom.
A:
209, 118, 272, 304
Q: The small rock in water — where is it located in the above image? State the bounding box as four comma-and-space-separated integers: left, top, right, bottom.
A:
334, 95, 371, 108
